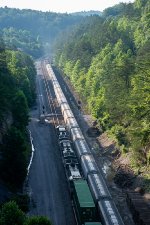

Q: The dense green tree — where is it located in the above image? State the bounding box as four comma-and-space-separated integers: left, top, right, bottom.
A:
1, 127, 28, 188
12, 90, 29, 129
3, 28, 43, 58
0, 37, 35, 188
6, 50, 36, 106
128, 40, 150, 165
55, 0, 150, 172
0, 7, 83, 48
24, 216, 52, 225
103, 3, 134, 17
0, 202, 52, 225
0, 37, 14, 121
134, 0, 147, 9
0, 201, 25, 225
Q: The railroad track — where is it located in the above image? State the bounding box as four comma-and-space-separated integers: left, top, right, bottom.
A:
40, 60, 62, 128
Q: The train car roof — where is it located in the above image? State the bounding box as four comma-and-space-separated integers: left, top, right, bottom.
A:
74, 139, 91, 155
88, 173, 111, 199
70, 127, 83, 138
63, 109, 74, 117
81, 154, 98, 172
73, 180, 95, 208
98, 200, 124, 225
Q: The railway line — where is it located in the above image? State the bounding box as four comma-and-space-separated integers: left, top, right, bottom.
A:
32, 59, 149, 225
40, 61, 62, 127
27, 60, 76, 225
42, 60, 125, 225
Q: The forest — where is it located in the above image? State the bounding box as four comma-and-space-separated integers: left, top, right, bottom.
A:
0, 6, 86, 222
0, 0, 149, 221
0, 201, 52, 225
0, 36, 36, 189
2, 28, 43, 58
0, 7, 85, 57
54, 0, 150, 183
0, 36, 53, 224
0, 6, 85, 189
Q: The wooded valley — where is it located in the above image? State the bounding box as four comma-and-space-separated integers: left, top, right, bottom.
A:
0, 0, 149, 222
55, 0, 150, 184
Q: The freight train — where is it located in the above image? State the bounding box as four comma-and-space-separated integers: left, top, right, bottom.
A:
57, 125, 101, 225
46, 64, 124, 225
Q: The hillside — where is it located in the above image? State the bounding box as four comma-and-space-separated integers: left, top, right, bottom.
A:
0, 7, 83, 56
0, 35, 37, 191
71, 10, 101, 16
54, 0, 150, 188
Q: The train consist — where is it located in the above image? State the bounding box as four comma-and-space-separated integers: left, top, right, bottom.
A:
57, 123, 100, 225
46, 64, 124, 225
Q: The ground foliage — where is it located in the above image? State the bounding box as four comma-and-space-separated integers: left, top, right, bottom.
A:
54, 0, 150, 172
0, 201, 52, 225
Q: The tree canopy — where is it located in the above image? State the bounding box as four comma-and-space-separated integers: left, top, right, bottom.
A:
0, 201, 52, 225
0, 7, 84, 57
0, 36, 36, 189
54, 0, 150, 174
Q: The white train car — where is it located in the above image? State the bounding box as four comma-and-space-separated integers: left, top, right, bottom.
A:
81, 154, 99, 179
74, 139, 91, 160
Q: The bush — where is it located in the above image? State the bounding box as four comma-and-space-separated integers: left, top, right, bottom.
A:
0, 201, 25, 225
24, 216, 52, 225
0, 202, 52, 225
10, 194, 29, 213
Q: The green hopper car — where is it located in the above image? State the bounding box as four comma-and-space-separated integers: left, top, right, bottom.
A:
72, 179, 99, 225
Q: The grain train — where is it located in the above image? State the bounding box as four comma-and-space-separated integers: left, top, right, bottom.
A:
46, 64, 124, 225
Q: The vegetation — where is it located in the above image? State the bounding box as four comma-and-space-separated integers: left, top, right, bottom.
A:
0, 0, 149, 192
1, 126, 29, 188
0, 37, 36, 189
10, 194, 30, 213
54, 0, 150, 176
0, 7, 84, 56
0, 201, 52, 225
24, 216, 52, 225
3, 28, 43, 58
